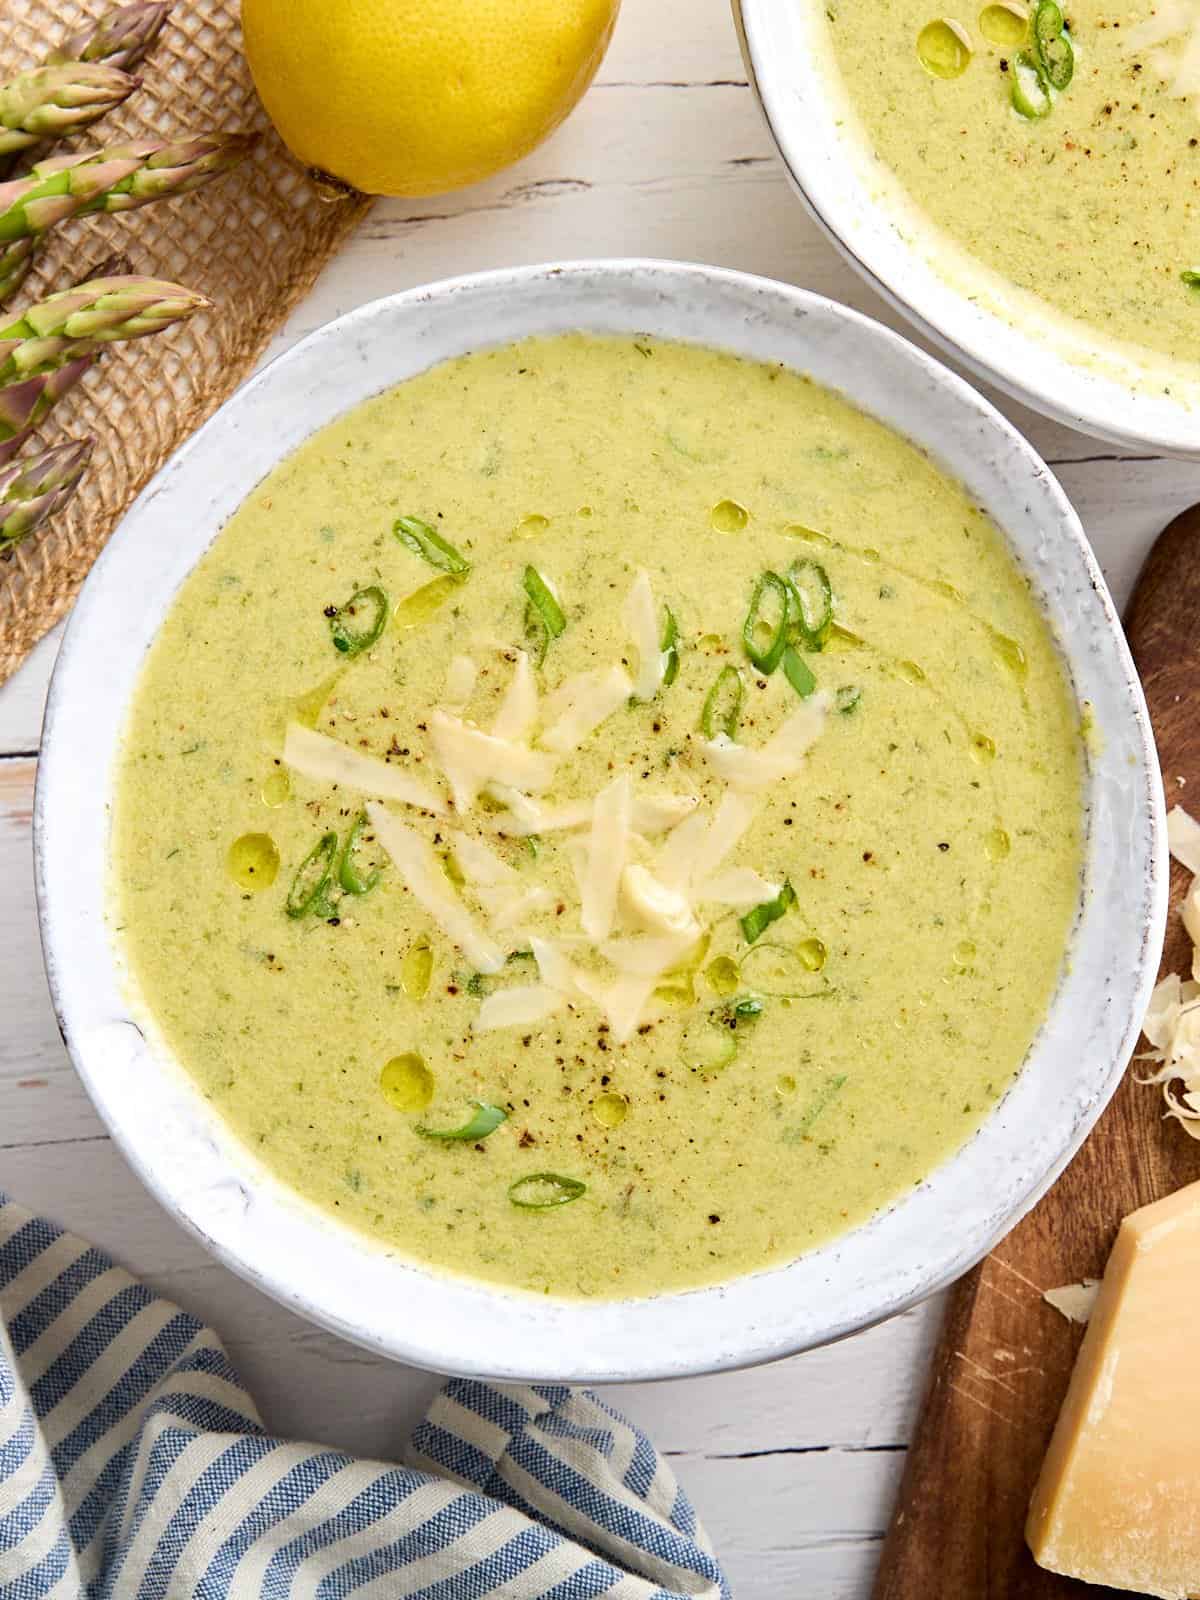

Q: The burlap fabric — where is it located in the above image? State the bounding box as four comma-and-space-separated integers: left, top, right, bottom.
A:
0, 1, 372, 682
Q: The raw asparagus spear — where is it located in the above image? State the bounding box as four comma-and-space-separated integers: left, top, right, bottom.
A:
0, 134, 256, 305
0, 436, 92, 556
45, 4, 171, 72
0, 63, 138, 157
0, 275, 209, 464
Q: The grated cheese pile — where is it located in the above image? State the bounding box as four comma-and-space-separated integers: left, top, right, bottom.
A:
280, 567, 828, 1042
1138, 805, 1200, 1137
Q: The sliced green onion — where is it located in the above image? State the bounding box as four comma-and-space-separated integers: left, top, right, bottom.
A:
285, 831, 338, 919
394, 514, 470, 576
418, 1101, 507, 1141
730, 994, 764, 1021
782, 645, 817, 699
328, 585, 388, 657
742, 571, 790, 674
522, 566, 566, 664
836, 684, 863, 715
787, 559, 833, 650
680, 1019, 739, 1074
508, 1172, 586, 1208
1182, 270, 1200, 291
1011, 50, 1052, 117
337, 812, 382, 895
701, 663, 744, 739
740, 879, 797, 945
465, 972, 491, 997
1032, 0, 1073, 88
662, 605, 681, 686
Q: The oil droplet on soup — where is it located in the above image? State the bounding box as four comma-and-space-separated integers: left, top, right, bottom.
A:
400, 936, 433, 1000
514, 513, 549, 540
592, 1092, 629, 1129
706, 956, 740, 997
986, 826, 1012, 860
711, 498, 749, 534
226, 833, 280, 891
261, 770, 290, 808
394, 575, 457, 629
380, 1053, 434, 1112
797, 937, 828, 973
978, 1, 1028, 44
971, 731, 997, 762
916, 18, 973, 76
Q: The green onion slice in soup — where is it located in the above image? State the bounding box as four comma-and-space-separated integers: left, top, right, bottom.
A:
782, 645, 817, 699
1032, 0, 1074, 88
508, 1172, 586, 1208
1011, 50, 1052, 117
418, 1101, 508, 1141
661, 605, 681, 686
328, 585, 388, 657
286, 832, 338, 919
742, 571, 791, 674
522, 566, 566, 663
787, 559, 833, 649
701, 663, 744, 739
741, 879, 797, 945
337, 812, 382, 896
393, 514, 471, 575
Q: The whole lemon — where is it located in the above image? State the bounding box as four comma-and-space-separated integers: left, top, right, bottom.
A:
241, 0, 621, 198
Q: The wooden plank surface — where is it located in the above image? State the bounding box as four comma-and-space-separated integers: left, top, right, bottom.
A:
874, 511, 1200, 1597
2, 0, 1200, 1592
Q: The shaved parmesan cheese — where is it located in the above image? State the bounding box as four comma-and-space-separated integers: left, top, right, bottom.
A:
476, 884, 555, 932
539, 666, 633, 754
654, 809, 712, 891
1138, 970, 1200, 1139
1168, 805, 1200, 875
529, 935, 581, 996
581, 772, 632, 940
703, 695, 829, 791
442, 654, 477, 710
1171, 16, 1200, 94
365, 802, 503, 974
491, 650, 538, 742
1043, 1280, 1101, 1326
623, 569, 667, 701
573, 970, 656, 1044
1184, 879, 1200, 950
692, 867, 779, 909
429, 711, 557, 811
620, 865, 701, 939
473, 984, 565, 1032
600, 931, 702, 976
283, 723, 446, 814
490, 792, 698, 839
450, 831, 517, 886
703, 791, 758, 873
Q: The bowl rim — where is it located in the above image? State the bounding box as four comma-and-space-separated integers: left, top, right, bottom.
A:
34, 257, 1167, 1382
733, 0, 1200, 458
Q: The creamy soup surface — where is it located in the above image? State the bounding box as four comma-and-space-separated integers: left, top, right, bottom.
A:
114, 335, 1083, 1299
828, 0, 1200, 367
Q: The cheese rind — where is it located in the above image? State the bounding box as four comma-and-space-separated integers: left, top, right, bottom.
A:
1027, 1179, 1200, 1597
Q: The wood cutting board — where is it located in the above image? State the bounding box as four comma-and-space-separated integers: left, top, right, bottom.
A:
873, 505, 1200, 1599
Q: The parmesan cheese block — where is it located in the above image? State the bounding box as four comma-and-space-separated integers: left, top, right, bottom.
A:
1027, 1180, 1200, 1597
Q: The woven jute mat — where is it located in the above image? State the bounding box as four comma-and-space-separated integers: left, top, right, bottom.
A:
0, 1, 373, 684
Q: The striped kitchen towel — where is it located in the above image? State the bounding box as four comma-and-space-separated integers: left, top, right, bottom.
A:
0, 1195, 729, 1599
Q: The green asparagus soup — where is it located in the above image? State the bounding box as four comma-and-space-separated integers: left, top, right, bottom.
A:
113, 334, 1083, 1299
828, 0, 1200, 368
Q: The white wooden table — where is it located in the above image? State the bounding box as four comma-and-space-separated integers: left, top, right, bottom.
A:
3, 1, 1198, 1591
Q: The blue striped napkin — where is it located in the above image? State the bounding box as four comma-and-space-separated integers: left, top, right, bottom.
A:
0, 1195, 729, 1598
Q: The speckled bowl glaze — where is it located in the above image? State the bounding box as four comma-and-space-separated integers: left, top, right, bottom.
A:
734, 0, 1200, 457
35, 261, 1165, 1382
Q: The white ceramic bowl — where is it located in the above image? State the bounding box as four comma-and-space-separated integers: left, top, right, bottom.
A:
734, 0, 1200, 456
35, 261, 1165, 1382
